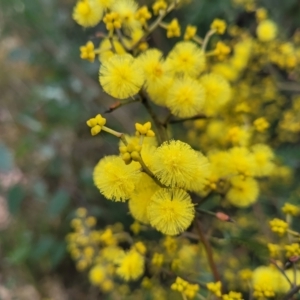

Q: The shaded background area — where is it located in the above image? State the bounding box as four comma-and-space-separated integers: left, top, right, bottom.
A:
0, 0, 300, 299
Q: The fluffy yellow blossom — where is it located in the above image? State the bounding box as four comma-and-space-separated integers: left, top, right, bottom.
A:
282, 202, 300, 216
99, 54, 144, 99
253, 117, 270, 132
269, 218, 288, 236
128, 174, 159, 224
226, 176, 259, 207
207, 281, 222, 297
73, 0, 103, 28
166, 18, 181, 38
228, 147, 256, 177
147, 188, 195, 235
184, 25, 197, 40
93, 155, 141, 201
116, 249, 145, 281
111, 0, 141, 32
89, 265, 106, 286
211, 18, 227, 34
285, 243, 300, 257
166, 76, 205, 118
80, 41, 96, 62
251, 144, 275, 177
256, 19, 277, 42
226, 126, 250, 146
200, 73, 231, 115
165, 41, 206, 77
171, 277, 200, 299
152, 140, 210, 190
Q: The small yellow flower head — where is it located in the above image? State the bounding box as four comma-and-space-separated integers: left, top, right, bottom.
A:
152, 140, 210, 190
210, 19, 227, 34
256, 8, 268, 22
135, 6, 151, 26
116, 249, 145, 281
86, 114, 107, 136
184, 25, 197, 41
119, 143, 142, 164
253, 117, 270, 132
103, 12, 122, 30
171, 277, 199, 299
86, 216, 97, 227
238, 269, 253, 281
226, 126, 250, 147
135, 122, 155, 137
152, 0, 167, 15
251, 144, 275, 177
93, 155, 141, 201
184, 283, 200, 299
112, 0, 141, 32
282, 202, 300, 216
73, 0, 103, 28
76, 207, 87, 218
99, 54, 144, 99
256, 19, 277, 42
285, 243, 300, 258
133, 241, 147, 255
207, 281, 222, 297
269, 218, 288, 236
267, 243, 281, 258
228, 147, 256, 177
147, 188, 195, 235
98, 37, 127, 62
166, 18, 181, 38
166, 41, 206, 77
130, 220, 141, 235
97, 0, 115, 9
166, 76, 205, 118
214, 41, 231, 60
151, 252, 164, 267
199, 73, 231, 115
226, 176, 259, 208
222, 291, 243, 300
80, 41, 96, 62
89, 264, 107, 286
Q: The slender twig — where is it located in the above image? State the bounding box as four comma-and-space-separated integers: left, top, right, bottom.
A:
202, 29, 216, 52
281, 285, 300, 300
270, 259, 293, 288
169, 114, 207, 124
194, 218, 221, 282
104, 98, 139, 113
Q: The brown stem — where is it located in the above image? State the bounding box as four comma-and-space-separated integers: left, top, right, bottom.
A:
281, 285, 300, 300
104, 98, 139, 113
169, 114, 207, 124
194, 218, 220, 282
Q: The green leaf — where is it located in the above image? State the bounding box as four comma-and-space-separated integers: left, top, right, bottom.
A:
30, 235, 55, 261
50, 241, 66, 268
0, 143, 14, 172
7, 184, 25, 215
47, 188, 70, 218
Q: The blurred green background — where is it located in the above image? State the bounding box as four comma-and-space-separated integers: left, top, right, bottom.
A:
0, 0, 300, 299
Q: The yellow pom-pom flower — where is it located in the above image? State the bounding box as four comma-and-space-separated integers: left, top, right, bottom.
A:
165, 41, 206, 77
256, 19, 277, 42
166, 76, 206, 118
99, 54, 144, 99
152, 0, 167, 15
152, 140, 210, 190
207, 281, 222, 297
98, 37, 127, 62
89, 265, 106, 286
128, 174, 159, 224
251, 144, 275, 177
147, 188, 195, 235
116, 249, 145, 281
253, 117, 270, 132
199, 73, 231, 115
93, 155, 141, 201
111, 0, 141, 32
285, 243, 300, 257
135, 6, 151, 26
73, 0, 103, 28
226, 176, 259, 207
